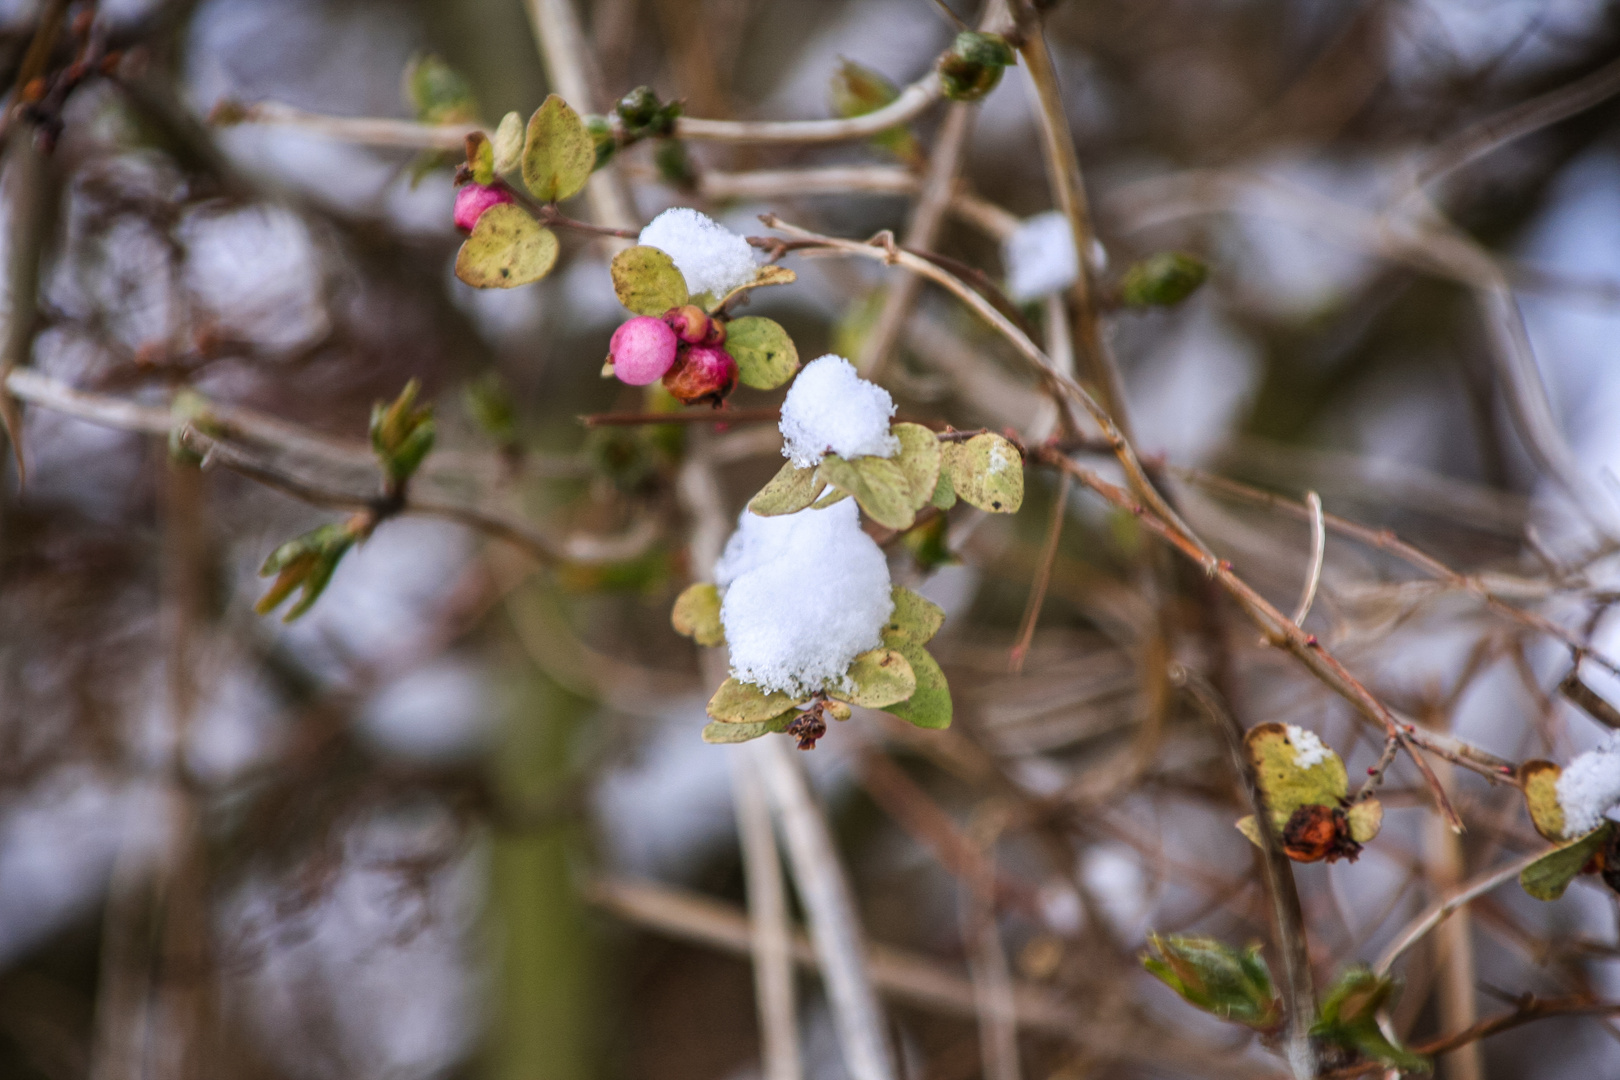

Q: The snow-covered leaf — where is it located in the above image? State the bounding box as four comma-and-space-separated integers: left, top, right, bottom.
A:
672, 583, 724, 648
611, 245, 689, 316
727, 316, 799, 390
780, 355, 899, 467
707, 678, 797, 723
941, 433, 1023, 513
1244, 722, 1347, 832
749, 461, 822, 517
454, 205, 558, 288
522, 94, 596, 203
818, 453, 915, 530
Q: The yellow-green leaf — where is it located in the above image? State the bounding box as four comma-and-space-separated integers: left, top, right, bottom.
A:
702, 711, 795, 744
492, 110, 524, 174
828, 647, 916, 708
672, 583, 724, 648
611, 245, 689, 316
941, 433, 1023, 513
707, 678, 796, 723
711, 264, 798, 313
883, 641, 951, 729
1521, 759, 1566, 841
468, 133, 494, 186
522, 94, 596, 202
454, 205, 558, 288
1520, 823, 1611, 901
930, 471, 957, 510
1244, 722, 1348, 833
883, 586, 945, 645
1235, 815, 1263, 849
891, 423, 942, 512
818, 454, 915, 530
812, 488, 850, 509
1346, 798, 1383, 844
727, 316, 799, 391
749, 461, 823, 517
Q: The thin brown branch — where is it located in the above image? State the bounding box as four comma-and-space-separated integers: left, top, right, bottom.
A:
1290, 491, 1325, 626
1009, 472, 1070, 673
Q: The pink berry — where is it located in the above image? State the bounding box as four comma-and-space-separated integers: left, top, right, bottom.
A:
664, 304, 720, 345
662, 344, 737, 406
454, 183, 515, 232
609, 317, 679, 385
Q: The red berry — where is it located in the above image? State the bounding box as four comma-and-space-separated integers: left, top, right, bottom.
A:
662, 344, 737, 406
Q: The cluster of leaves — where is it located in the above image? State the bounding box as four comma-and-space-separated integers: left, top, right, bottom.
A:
673, 584, 952, 746
1235, 723, 1383, 863
1143, 937, 1431, 1073
937, 31, 1017, 103
1515, 759, 1620, 901
255, 382, 435, 622
751, 429, 1024, 533
453, 95, 598, 289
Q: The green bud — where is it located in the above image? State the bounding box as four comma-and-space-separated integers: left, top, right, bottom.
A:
1119, 252, 1208, 307
403, 54, 478, 124
370, 379, 436, 487
1141, 934, 1281, 1031
1310, 968, 1431, 1073
937, 32, 1015, 102
616, 86, 662, 129
255, 521, 360, 621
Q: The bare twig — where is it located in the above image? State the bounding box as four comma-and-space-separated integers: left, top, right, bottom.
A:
733, 758, 801, 1080
1010, 471, 1070, 673
1374, 851, 1542, 977
1290, 491, 1325, 626
674, 79, 943, 143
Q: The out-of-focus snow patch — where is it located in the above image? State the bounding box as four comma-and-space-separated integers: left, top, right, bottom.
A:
1081, 843, 1151, 944
1004, 211, 1079, 303
359, 661, 495, 763
181, 204, 331, 354
1125, 302, 1259, 464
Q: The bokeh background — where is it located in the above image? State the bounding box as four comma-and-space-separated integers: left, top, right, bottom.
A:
2, 1, 1620, 1079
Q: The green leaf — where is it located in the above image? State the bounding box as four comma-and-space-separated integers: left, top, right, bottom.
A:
711, 264, 798, 314
1521, 760, 1567, 841
818, 454, 916, 530
829, 60, 920, 164
1141, 934, 1280, 1030
940, 434, 1023, 513
403, 54, 477, 124
702, 712, 795, 744
1244, 722, 1348, 833
1520, 824, 1612, 901
1311, 968, 1431, 1073
492, 111, 524, 175
749, 461, 823, 517
672, 583, 725, 648
929, 471, 957, 510
454, 204, 559, 288
1120, 252, 1208, 308
255, 522, 358, 623
827, 648, 916, 708
370, 379, 435, 485
726, 316, 799, 391
610, 245, 689, 316
882, 642, 951, 729
707, 678, 797, 723
811, 488, 850, 509
522, 94, 596, 203
883, 586, 944, 645
890, 423, 942, 512
468, 133, 495, 186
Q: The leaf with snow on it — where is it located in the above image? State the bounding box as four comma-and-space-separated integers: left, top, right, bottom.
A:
941, 433, 1023, 513
1244, 722, 1347, 833
890, 423, 942, 512
779, 355, 899, 468
1520, 759, 1566, 841
611, 245, 689, 316
1555, 733, 1620, 837
638, 208, 759, 299
454, 205, 558, 288
817, 453, 915, 531
827, 647, 915, 708
707, 677, 796, 723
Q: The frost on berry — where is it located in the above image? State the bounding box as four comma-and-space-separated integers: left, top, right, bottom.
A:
609, 316, 679, 386
662, 344, 737, 406
453, 183, 515, 232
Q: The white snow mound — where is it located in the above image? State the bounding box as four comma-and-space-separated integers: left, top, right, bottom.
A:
1557, 732, 1620, 837
1004, 210, 1079, 303
638, 208, 758, 299
716, 499, 893, 696
778, 355, 899, 468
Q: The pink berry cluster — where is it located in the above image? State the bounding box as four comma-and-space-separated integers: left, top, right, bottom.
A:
609, 305, 737, 407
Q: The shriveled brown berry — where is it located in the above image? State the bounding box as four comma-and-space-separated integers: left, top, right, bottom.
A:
1281, 804, 1362, 864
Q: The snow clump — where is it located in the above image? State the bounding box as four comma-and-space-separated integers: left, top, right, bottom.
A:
716, 499, 893, 697
1003, 210, 1079, 303
1286, 724, 1329, 769
638, 208, 758, 299
1557, 732, 1620, 837
778, 355, 900, 468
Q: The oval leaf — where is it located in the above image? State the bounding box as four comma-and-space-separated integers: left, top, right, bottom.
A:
522, 94, 596, 203
882, 642, 951, 729
672, 583, 724, 647
818, 454, 915, 531
1244, 722, 1348, 832
1521, 759, 1566, 841
883, 586, 944, 645
828, 647, 916, 708
1346, 798, 1383, 844
930, 471, 957, 510
727, 316, 799, 390
492, 110, 524, 174
1520, 823, 1612, 901
749, 461, 823, 517
891, 423, 942, 511
455, 205, 559, 288
703, 711, 795, 744
941, 433, 1023, 513
611, 245, 689, 316
707, 677, 796, 723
